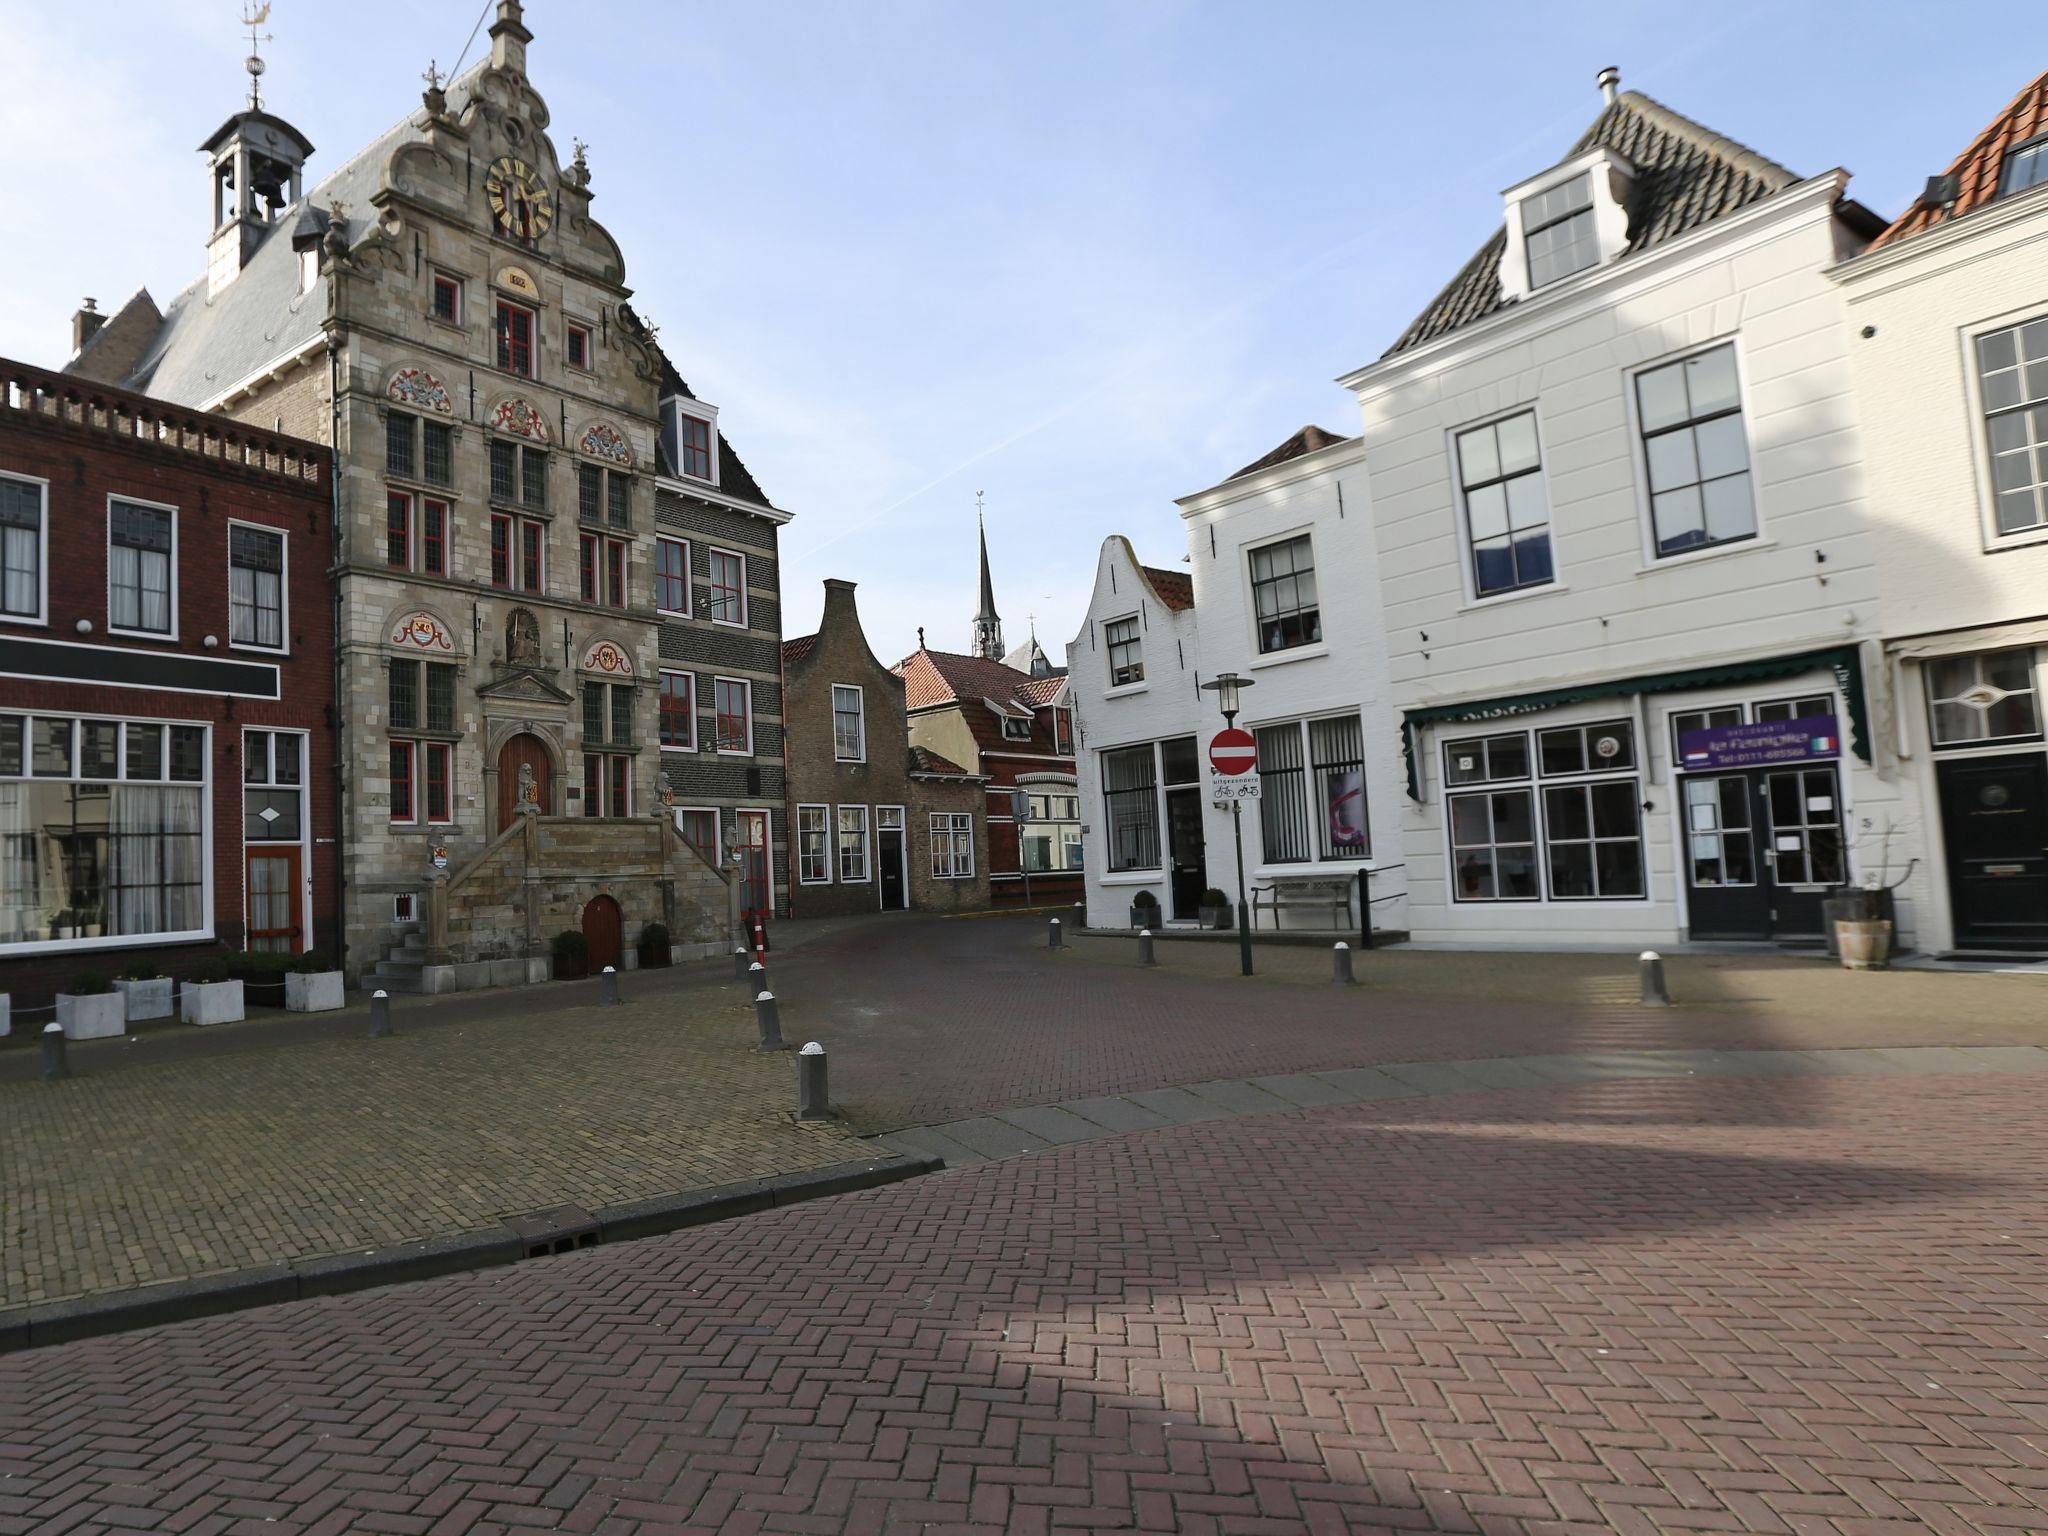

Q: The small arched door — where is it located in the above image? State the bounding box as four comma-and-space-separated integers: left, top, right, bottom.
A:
497, 733, 552, 830
581, 894, 622, 973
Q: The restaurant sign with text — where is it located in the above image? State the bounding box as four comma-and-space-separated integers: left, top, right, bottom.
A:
1677, 714, 1840, 772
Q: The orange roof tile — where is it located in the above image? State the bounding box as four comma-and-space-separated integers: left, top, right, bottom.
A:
1872, 68, 2048, 248
1140, 565, 1195, 611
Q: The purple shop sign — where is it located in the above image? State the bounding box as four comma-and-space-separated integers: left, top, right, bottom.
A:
1677, 714, 1840, 772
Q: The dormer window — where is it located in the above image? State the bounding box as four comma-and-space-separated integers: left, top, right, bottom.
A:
1002, 714, 1032, 742
1523, 175, 1597, 288
659, 399, 719, 485
2001, 135, 2048, 199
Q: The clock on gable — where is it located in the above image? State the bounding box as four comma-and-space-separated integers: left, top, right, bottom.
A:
484, 156, 554, 241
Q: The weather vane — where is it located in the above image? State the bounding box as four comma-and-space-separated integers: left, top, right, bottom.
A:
240, 2, 273, 110
423, 59, 444, 92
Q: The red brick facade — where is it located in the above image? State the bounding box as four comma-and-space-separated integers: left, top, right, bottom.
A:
0, 359, 336, 1009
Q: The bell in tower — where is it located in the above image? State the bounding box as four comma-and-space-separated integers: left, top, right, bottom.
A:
201, 8, 315, 297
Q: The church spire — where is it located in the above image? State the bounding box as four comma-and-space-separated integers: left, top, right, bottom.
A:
971, 492, 1004, 660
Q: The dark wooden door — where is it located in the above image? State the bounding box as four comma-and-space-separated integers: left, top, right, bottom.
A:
1681, 773, 1770, 939
1938, 755, 2048, 949
737, 810, 771, 927
1166, 788, 1207, 920
496, 734, 552, 830
581, 894, 622, 972
878, 830, 907, 910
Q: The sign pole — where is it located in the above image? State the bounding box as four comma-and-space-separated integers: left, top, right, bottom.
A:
1231, 800, 1252, 977
1199, 674, 1259, 981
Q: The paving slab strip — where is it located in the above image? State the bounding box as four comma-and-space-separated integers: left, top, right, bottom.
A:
863, 1045, 2048, 1167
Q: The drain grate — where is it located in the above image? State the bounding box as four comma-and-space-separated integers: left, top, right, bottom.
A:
504, 1203, 600, 1259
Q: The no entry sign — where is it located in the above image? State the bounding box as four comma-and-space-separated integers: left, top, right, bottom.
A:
1209, 728, 1257, 777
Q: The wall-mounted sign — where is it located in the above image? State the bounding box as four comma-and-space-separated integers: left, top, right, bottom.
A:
496, 264, 541, 299
1678, 714, 1839, 772
431, 845, 449, 870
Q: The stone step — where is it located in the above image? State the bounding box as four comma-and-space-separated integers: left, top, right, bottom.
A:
369, 972, 428, 994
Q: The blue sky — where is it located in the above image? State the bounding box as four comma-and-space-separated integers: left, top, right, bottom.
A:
0, 1, 2035, 664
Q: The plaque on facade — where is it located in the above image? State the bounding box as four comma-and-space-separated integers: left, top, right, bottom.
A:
387, 366, 454, 414
581, 639, 633, 676
505, 607, 543, 667
578, 421, 633, 466
495, 263, 542, 298
431, 845, 449, 870
490, 396, 550, 441
390, 610, 456, 651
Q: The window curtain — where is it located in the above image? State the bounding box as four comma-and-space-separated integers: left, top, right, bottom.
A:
0, 784, 33, 942
2, 522, 36, 613
108, 785, 203, 937
1256, 724, 1310, 863
1102, 747, 1159, 870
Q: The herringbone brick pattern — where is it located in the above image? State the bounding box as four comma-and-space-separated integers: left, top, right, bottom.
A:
2, 1072, 2042, 1533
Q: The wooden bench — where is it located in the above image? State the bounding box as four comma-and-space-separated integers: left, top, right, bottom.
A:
1250, 876, 1354, 931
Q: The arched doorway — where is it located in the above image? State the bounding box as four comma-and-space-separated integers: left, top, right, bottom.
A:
496, 732, 552, 830
581, 894, 622, 973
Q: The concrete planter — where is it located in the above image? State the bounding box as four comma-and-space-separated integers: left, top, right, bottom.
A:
0, 993, 9, 1038
1128, 904, 1161, 929
181, 979, 245, 1026
56, 990, 126, 1040
1199, 904, 1232, 930
113, 976, 175, 1022
285, 970, 346, 1012
1836, 918, 1893, 971
637, 942, 670, 969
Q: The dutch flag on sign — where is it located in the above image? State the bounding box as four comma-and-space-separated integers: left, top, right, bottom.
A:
1683, 747, 1710, 765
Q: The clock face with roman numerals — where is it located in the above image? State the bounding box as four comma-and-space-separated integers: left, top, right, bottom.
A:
484, 156, 554, 241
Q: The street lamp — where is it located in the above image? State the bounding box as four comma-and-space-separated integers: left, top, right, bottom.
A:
1199, 671, 1255, 977
723, 822, 745, 948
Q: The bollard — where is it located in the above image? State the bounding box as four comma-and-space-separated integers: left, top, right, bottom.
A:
733, 946, 751, 981
1137, 928, 1157, 967
755, 989, 785, 1051
599, 965, 621, 1007
1071, 901, 1085, 933
748, 959, 768, 995
1332, 941, 1355, 986
796, 1041, 829, 1119
1047, 917, 1064, 950
1639, 950, 1670, 1007
41, 1021, 69, 1082
369, 989, 393, 1037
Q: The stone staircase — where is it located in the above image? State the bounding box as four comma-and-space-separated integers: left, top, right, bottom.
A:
368, 925, 430, 993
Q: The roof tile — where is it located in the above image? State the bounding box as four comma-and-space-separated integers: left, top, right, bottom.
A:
1871, 68, 2048, 249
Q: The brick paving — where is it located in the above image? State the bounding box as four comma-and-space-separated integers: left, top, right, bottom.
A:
2, 1071, 2044, 1533
0, 980, 865, 1307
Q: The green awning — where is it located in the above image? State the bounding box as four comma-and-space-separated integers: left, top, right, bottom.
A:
1400, 644, 1871, 798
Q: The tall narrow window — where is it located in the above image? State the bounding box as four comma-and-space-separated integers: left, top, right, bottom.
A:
431, 271, 463, 324
490, 439, 517, 503
389, 741, 415, 823
422, 741, 453, 824
490, 514, 512, 588
832, 685, 865, 761
0, 476, 45, 620
930, 812, 975, 878
1522, 174, 1597, 288
108, 500, 173, 634
520, 446, 548, 509
1248, 534, 1318, 653
578, 462, 604, 523
1105, 616, 1144, 686
385, 411, 417, 479
797, 805, 831, 883
228, 524, 285, 649
421, 421, 453, 487
1637, 343, 1754, 557
1976, 316, 2048, 536
385, 492, 411, 569
1456, 411, 1552, 596
659, 671, 695, 749
836, 805, 870, 882
605, 539, 625, 608
566, 322, 590, 369
1310, 714, 1369, 860
495, 298, 535, 376
421, 498, 447, 576
714, 678, 751, 754
1101, 744, 1160, 871
708, 549, 745, 624
520, 520, 544, 592
674, 412, 712, 479
655, 536, 689, 613
1256, 723, 1309, 864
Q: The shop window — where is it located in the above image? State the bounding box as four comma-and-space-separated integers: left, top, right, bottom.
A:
1537, 720, 1635, 777
1448, 788, 1539, 902
1442, 731, 1529, 786
1542, 781, 1644, 899
1765, 768, 1843, 886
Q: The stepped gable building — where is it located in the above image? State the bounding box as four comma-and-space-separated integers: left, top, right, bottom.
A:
0, 357, 337, 1010
780, 580, 989, 918
65, 2, 738, 985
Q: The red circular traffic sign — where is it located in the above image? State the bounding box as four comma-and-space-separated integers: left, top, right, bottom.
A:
1208, 728, 1257, 776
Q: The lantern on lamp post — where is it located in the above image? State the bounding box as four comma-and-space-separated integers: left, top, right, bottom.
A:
1199, 672, 1256, 977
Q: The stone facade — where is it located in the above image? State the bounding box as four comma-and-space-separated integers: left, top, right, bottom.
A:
783, 581, 990, 917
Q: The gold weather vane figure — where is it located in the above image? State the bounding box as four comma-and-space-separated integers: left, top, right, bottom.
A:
240, 2, 274, 110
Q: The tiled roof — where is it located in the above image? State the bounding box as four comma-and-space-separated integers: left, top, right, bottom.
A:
909, 745, 976, 777
897, 648, 1035, 712
1384, 89, 1804, 357
1872, 68, 2048, 249
1141, 565, 1195, 611
1227, 425, 1355, 481
781, 634, 816, 666
1015, 675, 1067, 707
654, 351, 773, 508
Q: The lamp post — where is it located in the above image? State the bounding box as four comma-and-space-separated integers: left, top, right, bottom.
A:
1199, 671, 1255, 978
722, 823, 744, 949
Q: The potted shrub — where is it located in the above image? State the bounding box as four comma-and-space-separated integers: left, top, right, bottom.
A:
1128, 888, 1161, 930
229, 949, 292, 1009
56, 970, 125, 1040
113, 958, 174, 1022
181, 956, 245, 1026
1197, 888, 1232, 930
82, 903, 104, 939
638, 920, 672, 969
52, 907, 78, 941
284, 948, 346, 1012
552, 929, 589, 981
1832, 886, 1895, 971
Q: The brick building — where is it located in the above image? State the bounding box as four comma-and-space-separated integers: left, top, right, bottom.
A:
0, 357, 336, 1009
781, 581, 989, 917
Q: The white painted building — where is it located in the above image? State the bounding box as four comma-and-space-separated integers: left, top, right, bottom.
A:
1831, 69, 2048, 954
1070, 428, 1408, 936
1339, 71, 1908, 949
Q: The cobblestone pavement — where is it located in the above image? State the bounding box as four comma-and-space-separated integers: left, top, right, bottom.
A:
0, 982, 863, 1306
757, 915, 2048, 1132
2, 1071, 2043, 1534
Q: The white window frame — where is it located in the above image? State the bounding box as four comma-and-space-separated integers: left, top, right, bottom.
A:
430, 268, 465, 326
664, 398, 720, 485
657, 669, 697, 752
835, 803, 872, 883
1001, 712, 1033, 741
832, 683, 866, 763
494, 295, 537, 379
225, 518, 289, 655
106, 494, 179, 641
930, 810, 975, 879
0, 470, 50, 626
707, 547, 748, 627
654, 534, 691, 616
1448, 406, 1558, 606
565, 319, 593, 372
713, 675, 754, 756
796, 803, 833, 884
1497, 147, 1632, 305
1963, 305, 2048, 553
1624, 337, 1763, 569
1243, 527, 1323, 662
1104, 613, 1145, 689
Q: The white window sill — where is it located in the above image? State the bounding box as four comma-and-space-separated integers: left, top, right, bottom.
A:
1251, 861, 1379, 881
656, 607, 692, 620
1103, 682, 1149, 699
1247, 644, 1327, 671
1098, 869, 1164, 887
106, 627, 179, 644
1636, 537, 1773, 575
229, 642, 289, 657
0, 614, 50, 628
1983, 529, 2048, 555
2, 926, 214, 958
659, 744, 697, 754
1459, 582, 1567, 614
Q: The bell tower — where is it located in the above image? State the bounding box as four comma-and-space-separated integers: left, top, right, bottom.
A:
202, 6, 315, 297
970, 495, 1005, 660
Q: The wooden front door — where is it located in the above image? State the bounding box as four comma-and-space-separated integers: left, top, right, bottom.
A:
581, 894, 622, 972
497, 733, 552, 830
246, 846, 302, 953
737, 810, 771, 927
1938, 754, 2048, 949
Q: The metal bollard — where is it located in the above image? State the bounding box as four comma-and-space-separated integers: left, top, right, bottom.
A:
1071, 901, 1085, 933
733, 946, 752, 981
755, 990, 785, 1051
1137, 928, 1157, 967
1639, 950, 1670, 1007
41, 1021, 69, 1082
599, 965, 620, 1007
1332, 942, 1356, 985
369, 989, 393, 1037
797, 1041, 829, 1119
748, 959, 768, 996
1047, 917, 1064, 950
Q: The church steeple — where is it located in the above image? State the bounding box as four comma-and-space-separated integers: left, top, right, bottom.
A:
971, 494, 1004, 660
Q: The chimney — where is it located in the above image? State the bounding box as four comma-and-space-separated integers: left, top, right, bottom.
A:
71, 298, 105, 355
490, 0, 532, 73
1597, 66, 1621, 106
